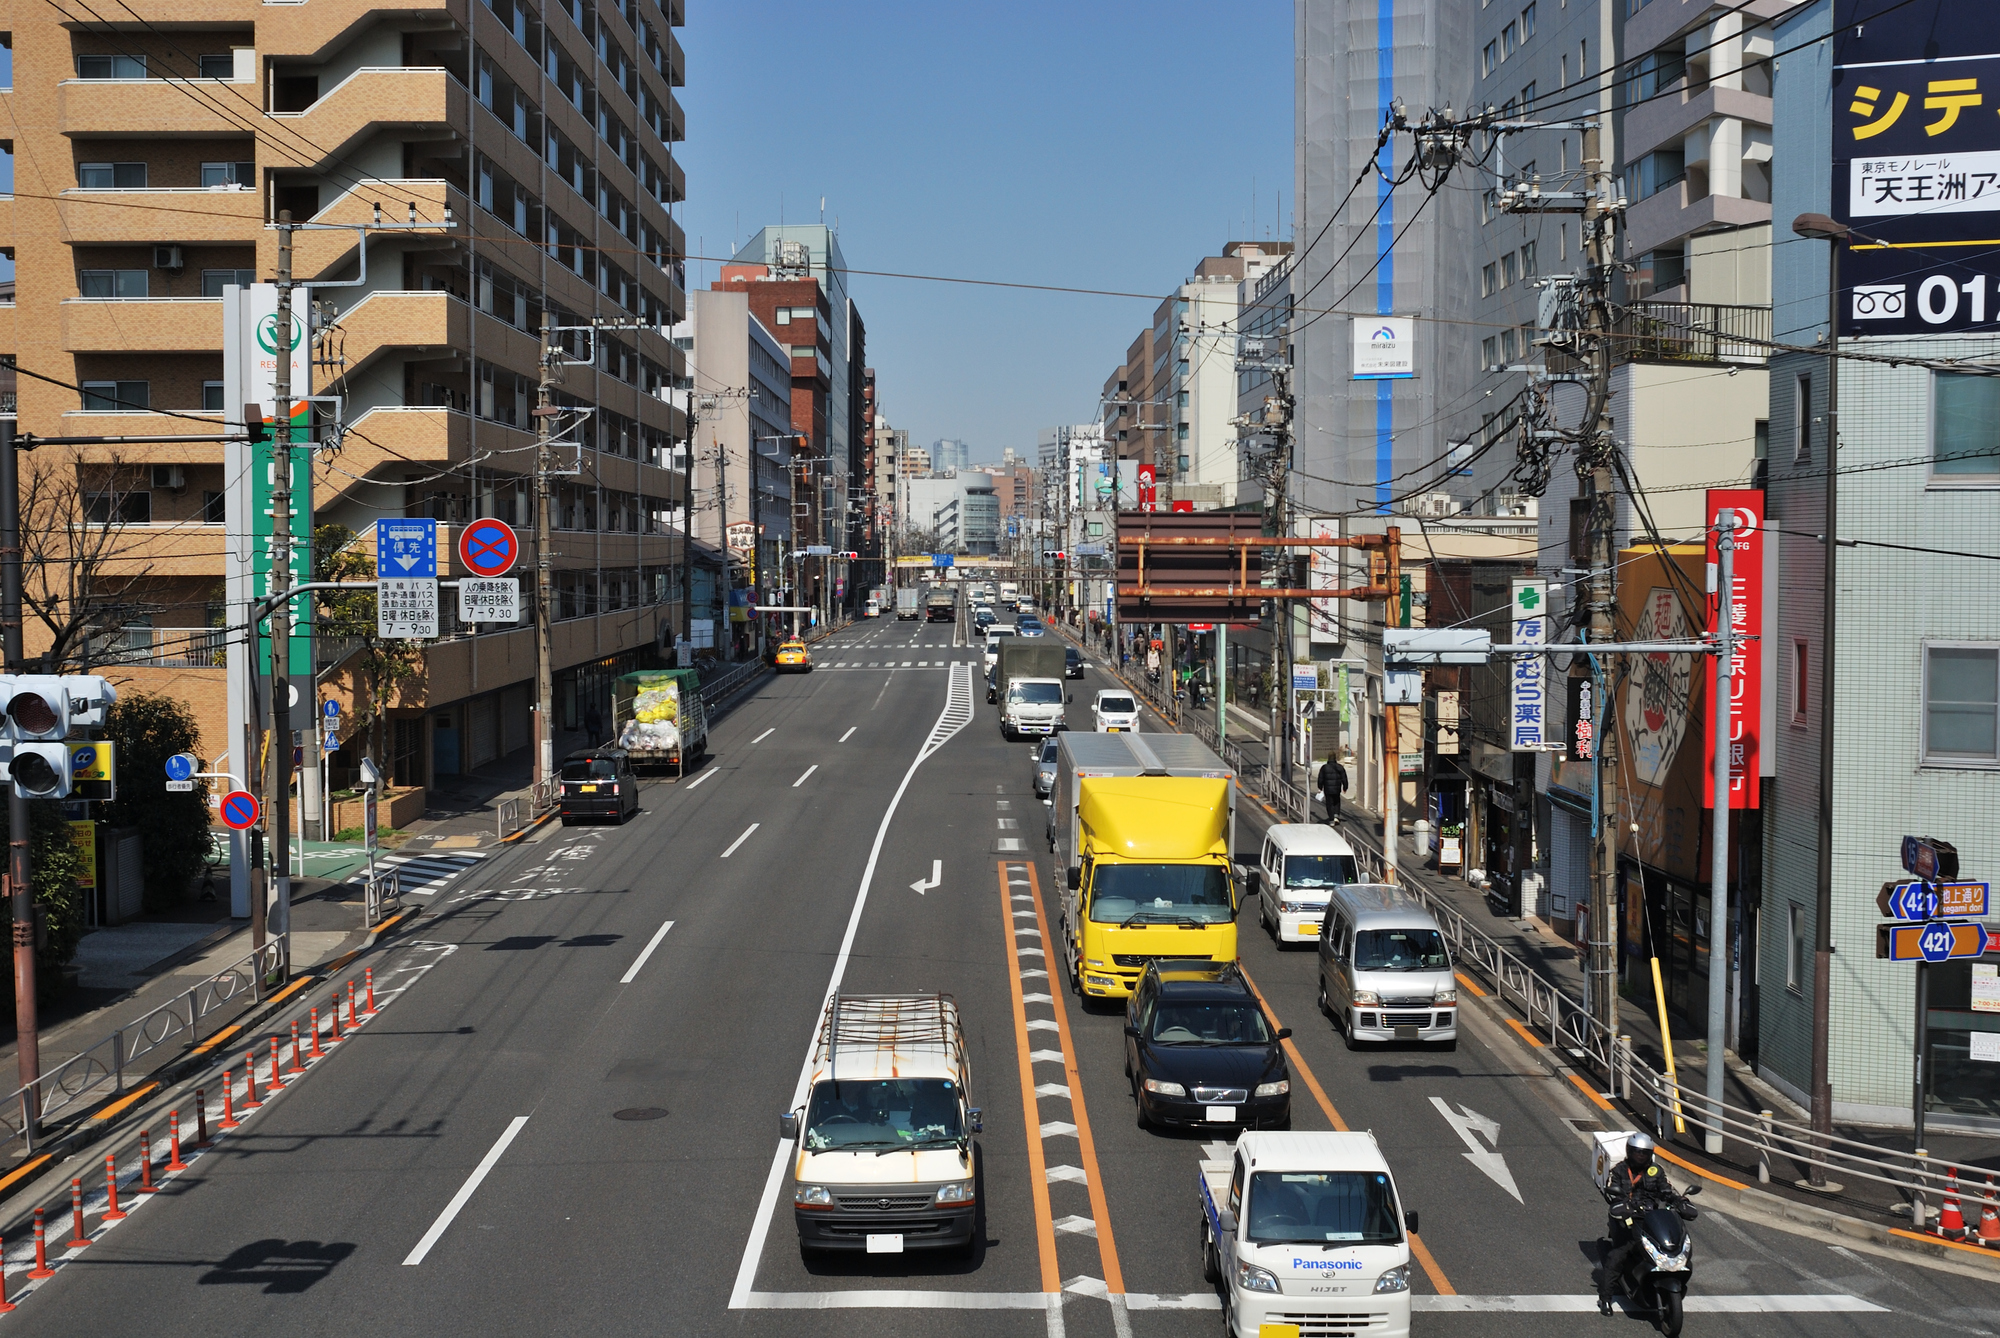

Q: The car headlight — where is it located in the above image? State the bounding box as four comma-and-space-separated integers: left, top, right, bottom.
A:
794, 1184, 833, 1209
1374, 1264, 1410, 1294
1279, 900, 1323, 915
1254, 1080, 1290, 1098
1350, 990, 1381, 1007
934, 1180, 975, 1206
1236, 1261, 1281, 1294
1433, 988, 1457, 1005
1143, 1079, 1187, 1096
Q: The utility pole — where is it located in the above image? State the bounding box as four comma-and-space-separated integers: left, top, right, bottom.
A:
682, 380, 695, 663
1383, 528, 1402, 882
533, 314, 556, 796
262, 211, 296, 981
2, 417, 35, 1112
1705, 510, 1736, 1154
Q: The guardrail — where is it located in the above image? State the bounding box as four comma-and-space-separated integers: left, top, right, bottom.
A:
1, 933, 287, 1153
364, 867, 402, 928
496, 796, 525, 840
698, 657, 767, 703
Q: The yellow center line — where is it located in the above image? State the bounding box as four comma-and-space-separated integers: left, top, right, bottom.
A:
999, 861, 1061, 1295
1023, 860, 1126, 1295
1452, 971, 1488, 998
1235, 961, 1456, 1296
92, 1081, 161, 1121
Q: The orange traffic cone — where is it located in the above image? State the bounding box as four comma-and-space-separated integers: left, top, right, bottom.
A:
1939, 1167, 1967, 1240
1979, 1175, 2000, 1246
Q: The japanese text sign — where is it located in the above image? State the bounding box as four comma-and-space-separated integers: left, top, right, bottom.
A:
1510, 579, 1550, 751
1703, 490, 1762, 810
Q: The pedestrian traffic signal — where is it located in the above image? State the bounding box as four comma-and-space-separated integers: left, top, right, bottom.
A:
243, 402, 270, 446
9, 743, 69, 798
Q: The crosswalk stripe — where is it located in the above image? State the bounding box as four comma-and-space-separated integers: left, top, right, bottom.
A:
378, 851, 487, 896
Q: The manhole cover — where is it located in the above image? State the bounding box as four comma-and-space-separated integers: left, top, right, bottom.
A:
613, 1107, 669, 1121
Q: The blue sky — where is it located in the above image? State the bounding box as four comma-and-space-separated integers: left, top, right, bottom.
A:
677, 1, 1294, 462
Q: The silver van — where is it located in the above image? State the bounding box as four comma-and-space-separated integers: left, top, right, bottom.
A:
1315, 885, 1457, 1051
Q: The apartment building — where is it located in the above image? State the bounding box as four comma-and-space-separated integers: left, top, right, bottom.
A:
12, 0, 689, 796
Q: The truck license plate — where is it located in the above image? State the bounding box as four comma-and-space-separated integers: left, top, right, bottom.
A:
866, 1233, 904, 1254
1206, 1106, 1237, 1122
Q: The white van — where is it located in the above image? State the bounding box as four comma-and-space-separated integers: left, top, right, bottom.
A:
1199, 1131, 1414, 1338
1316, 885, 1458, 1051
1254, 824, 1359, 945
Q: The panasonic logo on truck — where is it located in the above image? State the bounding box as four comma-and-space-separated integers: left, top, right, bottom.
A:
1293, 1258, 1364, 1271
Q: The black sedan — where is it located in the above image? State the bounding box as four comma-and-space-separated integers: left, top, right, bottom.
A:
1064, 645, 1085, 679
1125, 963, 1291, 1131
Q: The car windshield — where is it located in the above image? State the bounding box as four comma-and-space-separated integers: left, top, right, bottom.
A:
560, 758, 617, 779
1098, 696, 1136, 714
801, 1078, 964, 1151
1010, 682, 1063, 705
1149, 1001, 1271, 1045
1246, 1171, 1402, 1244
1352, 927, 1450, 971
988, 630, 1015, 642
1284, 854, 1358, 889
1089, 863, 1233, 923
1039, 740, 1061, 762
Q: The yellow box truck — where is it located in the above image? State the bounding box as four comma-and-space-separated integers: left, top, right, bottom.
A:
1049, 733, 1238, 1000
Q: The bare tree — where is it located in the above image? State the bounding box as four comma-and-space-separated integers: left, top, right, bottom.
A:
21, 451, 157, 669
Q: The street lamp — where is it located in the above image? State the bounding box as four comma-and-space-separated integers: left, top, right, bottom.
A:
1790, 210, 1846, 1185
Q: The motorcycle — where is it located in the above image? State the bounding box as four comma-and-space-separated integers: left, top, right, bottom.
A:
1603, 1182, 1701, 1336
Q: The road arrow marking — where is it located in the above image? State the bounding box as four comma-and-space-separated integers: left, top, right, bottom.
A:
1429, 1096, 1522, 1203
911, 859, 942, 895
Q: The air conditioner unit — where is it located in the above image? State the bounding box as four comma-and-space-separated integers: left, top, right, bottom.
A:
153, 246, 184, 273
151, 464, 186, 491
1408, 492, 1458, 519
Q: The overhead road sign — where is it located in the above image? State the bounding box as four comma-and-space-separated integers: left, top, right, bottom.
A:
1877, 919, 1992, 963
1384, 628, 1494, 666
457, 518, 519, 577
376, 518, 439, 578
1879, 880, 1990, 921
220, 790, 261, 830
1903, 835, 1959, 882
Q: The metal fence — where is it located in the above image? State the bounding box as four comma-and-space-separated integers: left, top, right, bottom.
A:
1619, 301, 1772, 365
496, 796, 525, 840
364, 867, 402, 927
1, 933, 287, 1154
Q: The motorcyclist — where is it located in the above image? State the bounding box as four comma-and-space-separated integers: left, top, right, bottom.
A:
1597, 1132, 1696, 1315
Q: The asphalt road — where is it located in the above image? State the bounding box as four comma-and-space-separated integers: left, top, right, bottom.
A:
10, 612, 1998, 1336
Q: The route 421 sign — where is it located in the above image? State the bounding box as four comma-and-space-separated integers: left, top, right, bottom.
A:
457, 577, 520, 623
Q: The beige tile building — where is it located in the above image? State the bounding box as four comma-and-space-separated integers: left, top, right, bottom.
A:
7, 0, 688, 794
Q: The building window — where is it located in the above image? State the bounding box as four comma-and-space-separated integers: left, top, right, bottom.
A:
1502, 21, 1518, 57
201, 161, 255, 188
77, 161, 147, 189
85, 490, 151, 524
203, 380, 225, 412
78, 269, 148, 298
1500, 329, 1518, 361
1521, 2, 1536, 37
1630, 150, 1685, 201
1925, 644, 1999, 765
1559, 53, 1568, 87
1520, 81, 1537, 113
1791, 639, 1808, 724
75, 53, 146, 79
1786, 905, 1804, 993
1501, 251, 1521, 287
1637, 245, 1686, 295
80, 380, 148, 412
1482, 40, 1497, 77
200, 269, 256, 297
1931, 372, 2000, 479
202, 490, 226, 524
1521, 240, 1537, 277
1482, 335, 1499, 366
1793, 374, 1811, 462
1481, 262, 1498, 297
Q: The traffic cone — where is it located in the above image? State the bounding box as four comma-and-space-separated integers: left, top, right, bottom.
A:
1979, 1175, 2000, 1246
1939, 1167, 1966, 1240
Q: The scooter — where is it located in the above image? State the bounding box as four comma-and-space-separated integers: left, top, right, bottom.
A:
1603, 1183, 1701, 1336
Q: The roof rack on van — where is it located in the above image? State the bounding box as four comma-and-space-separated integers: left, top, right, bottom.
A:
817, 993, 963, 1082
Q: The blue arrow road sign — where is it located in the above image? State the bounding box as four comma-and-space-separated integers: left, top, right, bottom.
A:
1919, 920, 1957, 963
376, 518, 439, 578
164, 752, 195, 782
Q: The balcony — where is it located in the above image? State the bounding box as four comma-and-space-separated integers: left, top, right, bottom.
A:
267, 68, 464, 174
59, 78, 252, 138
1622, 181, 1772, 260
1624, 83, 1774, 162
292, 179, 460, 279
314, 406, 536, 509
255, 0, 467, 62
58, 187, 262, 246
1617, 301, 1771, 366
319, 289, 539, 385
60, 298, 224, 354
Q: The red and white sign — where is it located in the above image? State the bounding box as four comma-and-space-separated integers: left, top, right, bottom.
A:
1703, 489, 1762, 810
1170, 499, 1195, 513
1137, 463, 1158, 512
456, 518, 520, 578
1188, 623, 1214, 633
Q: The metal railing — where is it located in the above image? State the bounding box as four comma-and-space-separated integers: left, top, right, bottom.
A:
698, 657, 767, 704
2, 933, 287, 1153
529, 775, 560, 815
496, 796, 525, 840
364, 866, 402, 927
87, 626, 227, 669
1619, 301, 1771, 365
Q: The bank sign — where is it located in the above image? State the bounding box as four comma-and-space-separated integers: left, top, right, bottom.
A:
1835, 3, 2000, 335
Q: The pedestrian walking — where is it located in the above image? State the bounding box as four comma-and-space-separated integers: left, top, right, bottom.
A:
1317, 756, 1348, 825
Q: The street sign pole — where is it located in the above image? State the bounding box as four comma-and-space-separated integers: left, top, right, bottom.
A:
1914, 959, 1930, 1148
1705, 512, 1736, 1154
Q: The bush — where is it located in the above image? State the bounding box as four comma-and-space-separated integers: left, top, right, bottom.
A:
102, 692, 212, 911
0, 798, 91, 991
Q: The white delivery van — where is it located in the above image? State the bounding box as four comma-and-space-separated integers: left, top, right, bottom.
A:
1316, 885, 1458, 1051
1254, 824, 1360, 945
1200, 1131, 1414, 1338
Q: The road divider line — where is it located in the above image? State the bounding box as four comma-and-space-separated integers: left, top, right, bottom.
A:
839, 727, 856, 742
721, 824, 759, 858
793, 765, 818, 788
1505, 1017, 1546, 1048
1233, 963, 1349, 1133
752, 728, 775, 744
1000, 863, 1061, 1297
620, 920, 676, 984
402, 1115, 530, 1266
1023, 860, 1125, 1297
685, 770, 718, 790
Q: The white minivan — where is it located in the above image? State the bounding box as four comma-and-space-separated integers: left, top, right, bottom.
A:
1316, 885, 1458, 1051
1255, 824, 1359, 945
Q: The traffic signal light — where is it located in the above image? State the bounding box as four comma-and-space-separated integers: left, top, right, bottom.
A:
9, 744, 68, 798
0, 675, 115, 798
244, 402, 270, 446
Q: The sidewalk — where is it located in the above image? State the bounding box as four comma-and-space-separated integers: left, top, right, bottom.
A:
1327, 796, 2000, 1227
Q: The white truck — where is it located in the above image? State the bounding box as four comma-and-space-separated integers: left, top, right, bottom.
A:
1200, 1131, 1416, 1338
995, 640, 1068, 738
896, 587, 922, 620
780, 994, 982, 1257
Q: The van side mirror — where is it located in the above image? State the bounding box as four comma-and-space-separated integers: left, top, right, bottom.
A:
1404, 1209, 1419, 1234
1067, 867, 1081, 890
1066, 693, 1074, 704
1276, 1027, 1293, 1041
967, 1107, 983, 1133
1124, 1024, 1141, 1038
779, 1111, 800, 1141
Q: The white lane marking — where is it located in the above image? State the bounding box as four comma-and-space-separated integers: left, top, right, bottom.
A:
839, 727, 856, 742
910, 860, 943, 896
732, 665, 976, 1310
721, 824, 760, 858
792, 765, 818, 788
620, 919, 676, 984
685, 769, 718, 789
735, 1292, 1050, 1311
1047, 1165, 1087, 1184
402, 1116, 531, 1266
752, 728, 775, 743
1413, 1296, 1887, 1313
1429, 1096, 1521, 1202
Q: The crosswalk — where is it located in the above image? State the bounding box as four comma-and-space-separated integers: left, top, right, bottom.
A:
811, 653, 982, 670
376, 850, 488, 897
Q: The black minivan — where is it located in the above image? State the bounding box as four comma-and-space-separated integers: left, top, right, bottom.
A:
558, 748, 639, 825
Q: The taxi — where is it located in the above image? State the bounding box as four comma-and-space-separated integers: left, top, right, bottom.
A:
774, 638, 813, 672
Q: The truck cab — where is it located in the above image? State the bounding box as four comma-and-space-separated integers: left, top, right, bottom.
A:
1200, 1132, 1415, 1338
1001, 676, 1068, 738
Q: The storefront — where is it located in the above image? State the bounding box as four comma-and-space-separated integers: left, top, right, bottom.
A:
1923, 958, 2000, 1128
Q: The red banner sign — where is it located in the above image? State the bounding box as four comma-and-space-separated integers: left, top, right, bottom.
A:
1137, 463, 1157, 512
1703, 489, 1762, 810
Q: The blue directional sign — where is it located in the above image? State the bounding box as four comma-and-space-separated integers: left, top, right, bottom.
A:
163, 752, 196, 783
1919, 920, 1958, 964
1882, 881, 1942, 921
322, 699, 340, 718
376, 518, 439, 578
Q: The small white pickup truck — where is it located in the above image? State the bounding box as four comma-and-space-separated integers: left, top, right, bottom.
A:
1199, 1131, 1415, 1338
